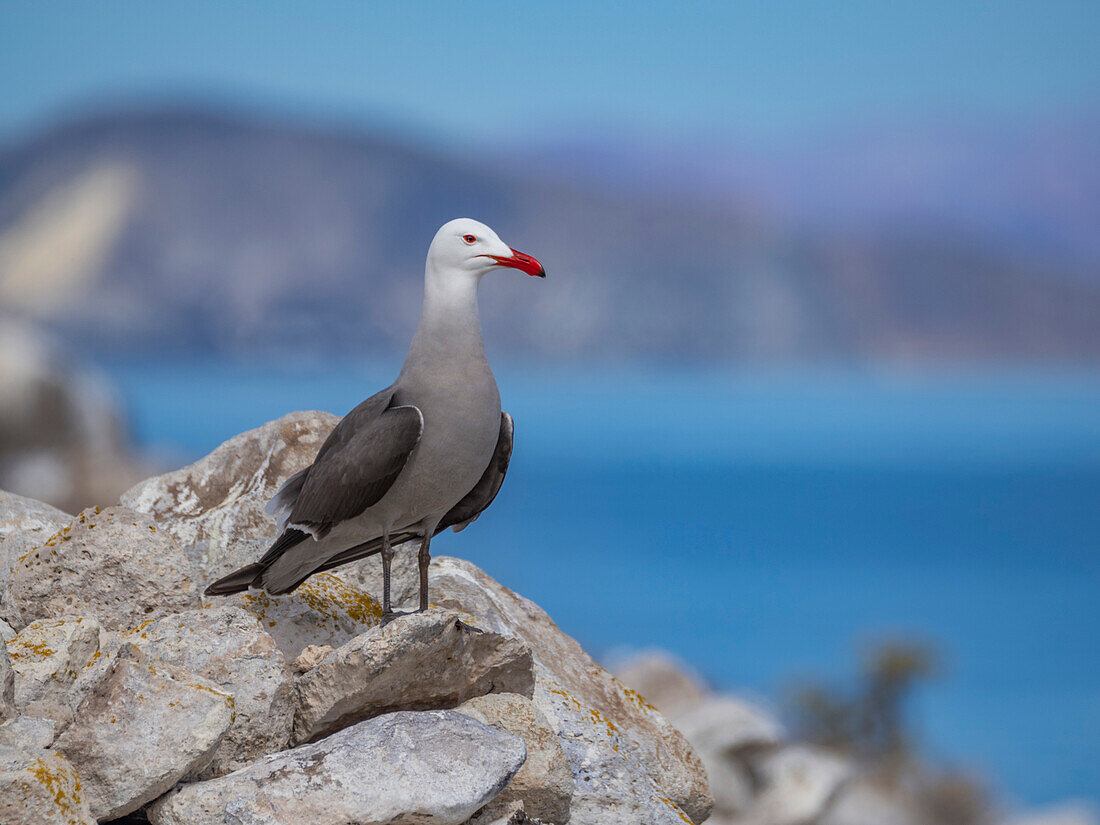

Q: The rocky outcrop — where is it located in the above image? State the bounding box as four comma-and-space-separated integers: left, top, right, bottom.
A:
53, 644, 234, 820
293, 608, 534, 744
0, 415, 715, 825
147, 710, 527, 825
8, 506, 201, 631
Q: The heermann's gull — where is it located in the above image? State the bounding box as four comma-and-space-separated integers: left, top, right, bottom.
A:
205, 219, 544, 622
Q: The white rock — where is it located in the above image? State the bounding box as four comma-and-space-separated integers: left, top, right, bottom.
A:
52, 643, 234, 820
148, 710, 527, 825
8, 506, 201, 630
121, 605, 294, 776
672, 695, 781, 754
292, 608, 535, 745
740, 745, 852, 825
817, 776, 924, 825
0, 742, 94, 825
457, 692, 573, 825
0, 488, 72, 628
430, 555, 713, 824
5, 616, 101, 710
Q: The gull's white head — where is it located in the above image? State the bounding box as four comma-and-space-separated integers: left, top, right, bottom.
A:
426, 218, 545, 279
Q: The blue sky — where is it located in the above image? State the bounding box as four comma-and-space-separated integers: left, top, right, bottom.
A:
2, 0, 1098, 145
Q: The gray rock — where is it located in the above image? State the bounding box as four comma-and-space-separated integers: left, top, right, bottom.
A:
53, 644, 234, 820
0, 715, 57, 750
8, 506, 201, 630
292, 608, 535, 745
534, 673, 698, 825
148, 710, 527, 825
0, 741, 95, 825
6, 616, 101, 710
457, 692, 573, 825
429, 556, 713, 824
0, 488, 72, 628
121, 605, 294, 776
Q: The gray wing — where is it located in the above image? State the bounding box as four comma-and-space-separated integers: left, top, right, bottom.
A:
439, 410, 514, 533
304, 410, 515, 579
280, 387, 423, 540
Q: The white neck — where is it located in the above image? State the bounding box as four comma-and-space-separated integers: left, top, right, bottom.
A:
401, 262, 486, 373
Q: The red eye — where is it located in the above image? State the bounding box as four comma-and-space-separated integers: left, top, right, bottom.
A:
462, 234, 477, 244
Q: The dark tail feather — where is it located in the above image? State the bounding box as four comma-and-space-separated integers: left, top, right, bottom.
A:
204, 563, 265, 596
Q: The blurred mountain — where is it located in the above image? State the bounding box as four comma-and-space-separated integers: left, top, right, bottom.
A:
511, 114, 1100, 271
0, 106, 1097, 363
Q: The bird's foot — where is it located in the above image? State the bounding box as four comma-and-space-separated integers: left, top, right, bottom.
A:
380, 607, 427, 626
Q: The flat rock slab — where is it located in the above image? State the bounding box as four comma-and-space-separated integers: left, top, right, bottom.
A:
122, 605, 294, 776
53, 644, 234, 820
8, 507, 200, 630
6, 616, 101, 710
293, 608, 534, 744
0, 743, 94, 825
148, 709, 527, 825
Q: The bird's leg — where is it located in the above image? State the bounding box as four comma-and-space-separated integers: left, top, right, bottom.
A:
417, 532, 432, 612
380, 530, 397, 624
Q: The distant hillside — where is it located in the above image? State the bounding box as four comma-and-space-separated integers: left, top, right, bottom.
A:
1, 106, 1098, 362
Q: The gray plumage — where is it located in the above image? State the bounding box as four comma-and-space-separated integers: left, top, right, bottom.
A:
205, 219, 543, 618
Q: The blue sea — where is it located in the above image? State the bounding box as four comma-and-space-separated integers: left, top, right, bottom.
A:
101, 358, 1100, 807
